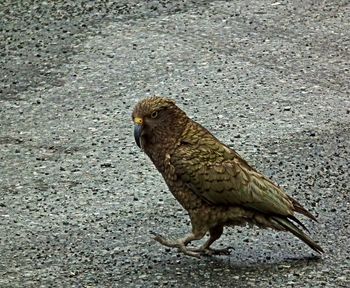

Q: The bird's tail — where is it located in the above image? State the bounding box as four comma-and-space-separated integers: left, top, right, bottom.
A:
270, 216, 324, 254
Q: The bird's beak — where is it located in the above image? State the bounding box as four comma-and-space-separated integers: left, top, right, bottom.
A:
133, 117, 143, 148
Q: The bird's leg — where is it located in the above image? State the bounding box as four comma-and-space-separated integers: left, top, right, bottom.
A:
187, 225, 233, 256
151, 229, 207, 258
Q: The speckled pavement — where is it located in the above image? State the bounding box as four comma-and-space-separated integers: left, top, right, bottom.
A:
1, 1, 349, 287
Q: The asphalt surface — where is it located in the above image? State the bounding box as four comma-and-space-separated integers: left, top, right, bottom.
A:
1, 0, 349, 287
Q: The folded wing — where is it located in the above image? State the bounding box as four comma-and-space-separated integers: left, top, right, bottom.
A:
171, 137, 298, 217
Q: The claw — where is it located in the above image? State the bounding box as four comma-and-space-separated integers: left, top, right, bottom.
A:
183, 250, 201, 258
187, 246, 233, 256
150, 230, 163, 240
150, 232, 202, 258
150, 230, 160, 237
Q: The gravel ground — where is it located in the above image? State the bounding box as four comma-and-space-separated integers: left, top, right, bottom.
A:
1, 0, 349, 287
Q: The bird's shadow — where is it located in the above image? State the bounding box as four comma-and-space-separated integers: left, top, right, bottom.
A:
151, 250, 323, 276
207, 254, 322, 272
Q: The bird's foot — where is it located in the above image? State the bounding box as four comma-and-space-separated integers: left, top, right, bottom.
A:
187, 246, 233, 256
150, 231, 201, 258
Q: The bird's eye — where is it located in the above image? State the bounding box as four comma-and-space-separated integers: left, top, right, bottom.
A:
151, 111, 158, 119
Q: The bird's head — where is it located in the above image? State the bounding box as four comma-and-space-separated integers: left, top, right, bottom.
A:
132, 96, 187, 150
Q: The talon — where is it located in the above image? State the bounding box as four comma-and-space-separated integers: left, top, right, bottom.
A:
153, 235, 161, 241
150, 231, 165, 242
183, 250, 201, 258
150, 230, 160, 237
187, 246, 233, 256
208, 247, 232, 256
149, 233, 203, 258
152, 234, 168, 244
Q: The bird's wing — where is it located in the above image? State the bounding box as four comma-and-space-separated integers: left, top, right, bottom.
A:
170, 135, 295, 217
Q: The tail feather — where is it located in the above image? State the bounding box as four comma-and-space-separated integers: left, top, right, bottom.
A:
288, 215, 309, 233
289, 197, 317, 222
271, 216, 324, 254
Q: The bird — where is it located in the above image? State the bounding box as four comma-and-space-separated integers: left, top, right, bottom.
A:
132, 96, 324, 258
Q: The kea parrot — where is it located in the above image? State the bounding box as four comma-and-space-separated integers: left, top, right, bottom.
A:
132, 96, 323, 258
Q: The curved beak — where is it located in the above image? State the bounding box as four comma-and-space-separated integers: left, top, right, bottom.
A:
134, 124, 142, 148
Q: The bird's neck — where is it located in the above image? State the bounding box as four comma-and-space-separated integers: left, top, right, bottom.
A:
143, 116, 189, 173
146, 142, 173, 172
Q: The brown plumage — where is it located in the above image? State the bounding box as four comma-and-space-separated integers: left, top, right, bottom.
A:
132, 96, 323, 257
